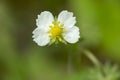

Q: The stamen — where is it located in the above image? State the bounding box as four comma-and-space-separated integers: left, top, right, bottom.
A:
48, 21, 66, 44
49, 26, 52, 28
58, 37, 62, 42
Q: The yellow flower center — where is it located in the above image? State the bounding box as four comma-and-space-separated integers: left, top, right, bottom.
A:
51, 26, 61, 37
48, 21, 66, 44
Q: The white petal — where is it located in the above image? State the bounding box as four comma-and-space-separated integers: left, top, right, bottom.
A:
32, 28, 50, 46
36, 11, 54, 31
64, 26, 80, 43
58, 10, 76, 29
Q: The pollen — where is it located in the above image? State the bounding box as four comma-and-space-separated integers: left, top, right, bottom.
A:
48, 21, 66, 44
51, 26, 61, 37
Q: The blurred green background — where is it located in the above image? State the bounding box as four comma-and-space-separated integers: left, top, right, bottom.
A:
0, 0, 120, 80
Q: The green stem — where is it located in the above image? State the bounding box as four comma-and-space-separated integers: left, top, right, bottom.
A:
67, 52, 73, 75
80, 48, 101, 67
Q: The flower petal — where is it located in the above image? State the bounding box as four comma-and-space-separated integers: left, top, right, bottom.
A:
58, 10, 76, 29
36, 11, 54, 31
64, 26, 80, 43
32, 28, 50, 46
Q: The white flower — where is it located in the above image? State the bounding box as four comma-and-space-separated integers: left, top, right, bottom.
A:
32, 10, 80, 46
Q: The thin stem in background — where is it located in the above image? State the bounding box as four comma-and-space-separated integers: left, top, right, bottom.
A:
80, 48, 102, 67
67, 52, 73, 76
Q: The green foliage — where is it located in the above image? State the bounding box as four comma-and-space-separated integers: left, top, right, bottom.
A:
0, 0, 120, 80
70, 0, 120, 61
70, 63, 120, 80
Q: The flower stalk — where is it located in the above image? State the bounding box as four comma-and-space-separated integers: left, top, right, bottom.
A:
80, 48, 101, 67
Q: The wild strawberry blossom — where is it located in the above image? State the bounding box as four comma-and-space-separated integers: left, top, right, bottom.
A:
32, 10, 80, 46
